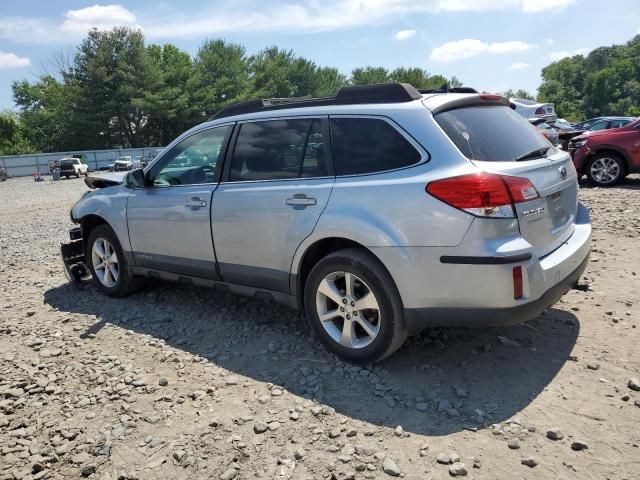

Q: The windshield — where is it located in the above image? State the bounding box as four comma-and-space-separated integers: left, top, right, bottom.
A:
435, 106, 553, 162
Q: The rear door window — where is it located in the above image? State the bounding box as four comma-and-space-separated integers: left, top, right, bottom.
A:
229, 118, 329, 181
435, 106, 552, 162
610, 119, 629, 129
330, 117, 422, 175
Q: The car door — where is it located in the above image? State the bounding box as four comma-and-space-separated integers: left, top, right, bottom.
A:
126, 124, 233, 279
212, 116, 334, 293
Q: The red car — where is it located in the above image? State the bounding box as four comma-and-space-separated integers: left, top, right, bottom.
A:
569, 118, 640, 186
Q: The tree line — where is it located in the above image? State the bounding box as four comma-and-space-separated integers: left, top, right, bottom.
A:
0, 27, 460, 155
2, 29, 638, 156
538, 35, 640, 121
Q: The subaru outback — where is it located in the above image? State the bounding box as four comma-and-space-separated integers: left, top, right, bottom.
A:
60, 83, 591, 363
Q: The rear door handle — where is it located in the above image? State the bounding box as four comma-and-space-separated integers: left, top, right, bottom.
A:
185, 197, 207, 208
286, 194, 317, 208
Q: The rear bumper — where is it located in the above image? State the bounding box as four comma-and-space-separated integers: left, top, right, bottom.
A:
404, 251, 588, 331
371, 202, 591, 333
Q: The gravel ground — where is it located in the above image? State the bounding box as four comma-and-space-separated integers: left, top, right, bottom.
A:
0, 175, 639, 480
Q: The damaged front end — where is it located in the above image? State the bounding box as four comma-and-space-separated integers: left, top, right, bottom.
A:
60, 226, 92, 288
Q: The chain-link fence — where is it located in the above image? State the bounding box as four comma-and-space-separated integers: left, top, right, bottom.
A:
0, 147, 165, 178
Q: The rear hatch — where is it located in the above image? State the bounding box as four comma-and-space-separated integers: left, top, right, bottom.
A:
435, 103, 577, 258
59, 160, 75, 172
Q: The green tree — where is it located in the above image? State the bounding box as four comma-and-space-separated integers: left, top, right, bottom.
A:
350, 66, 389, 85
141, 44, 195, 145
0, 112, 35, 155
501, 89, 535, 100
12, 76, 74, 152
190, 39, 250, 118
388, 67, 449, 89
538, 35, 640, 121
70, 27, 153, 148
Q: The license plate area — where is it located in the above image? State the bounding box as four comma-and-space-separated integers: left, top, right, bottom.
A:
547, 190, 569, 230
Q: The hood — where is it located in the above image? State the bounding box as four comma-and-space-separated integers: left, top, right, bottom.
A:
84, 171, 127, 189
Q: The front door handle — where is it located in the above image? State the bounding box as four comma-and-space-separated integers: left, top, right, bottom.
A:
185, 197, 207, 208
286, 194, 317, 208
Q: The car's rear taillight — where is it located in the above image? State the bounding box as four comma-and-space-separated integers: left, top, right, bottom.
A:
426, 172, 540, 218
534, 107, 545, 116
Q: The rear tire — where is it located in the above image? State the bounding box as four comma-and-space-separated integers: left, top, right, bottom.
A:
86, 225, 142, 297
304, 248, 407, 364
586, 153, 624, 186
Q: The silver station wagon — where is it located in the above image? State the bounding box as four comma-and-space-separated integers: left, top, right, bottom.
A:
61, 83, 591, 363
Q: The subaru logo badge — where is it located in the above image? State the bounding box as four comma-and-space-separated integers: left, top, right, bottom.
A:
559, 166, 567, 180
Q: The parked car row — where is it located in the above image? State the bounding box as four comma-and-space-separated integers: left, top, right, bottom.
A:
568, 117, 640, 186
509, 98, 638, 186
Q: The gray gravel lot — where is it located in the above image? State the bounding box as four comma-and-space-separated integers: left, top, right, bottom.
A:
1, 175, 639, 479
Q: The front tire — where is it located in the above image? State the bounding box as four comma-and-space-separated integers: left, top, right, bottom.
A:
304, 248, 407, 364
586, 153, 624, 186
86, 225, 141, 297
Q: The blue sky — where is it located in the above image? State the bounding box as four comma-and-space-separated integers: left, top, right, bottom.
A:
0, 0, 639, 109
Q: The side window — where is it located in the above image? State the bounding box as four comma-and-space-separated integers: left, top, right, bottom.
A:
150, 125, 231, 186
589, 121, 608, 131
330, 117, 422, 175
229, 118, 328, 181
610, 120, 628, 129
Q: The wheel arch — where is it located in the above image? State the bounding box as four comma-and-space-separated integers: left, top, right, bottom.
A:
292, 236, 397, 311
79, 214, 111, 254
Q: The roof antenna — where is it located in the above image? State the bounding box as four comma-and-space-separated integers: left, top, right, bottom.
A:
440, 83, 449, 93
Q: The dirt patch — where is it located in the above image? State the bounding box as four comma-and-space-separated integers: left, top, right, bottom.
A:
1, 175, 639, 479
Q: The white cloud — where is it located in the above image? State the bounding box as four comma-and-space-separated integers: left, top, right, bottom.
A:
522, 0, 575, 13
0, 1, 578, 44
393, 29, 417, 41
430, 39, 535, 62
60, 5, 138, 36
0, 51, 31, 69
547, 48, 589, 61
508, 62, 529, 70
546, 38, 555, 45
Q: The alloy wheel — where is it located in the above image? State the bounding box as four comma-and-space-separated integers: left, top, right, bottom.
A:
590, 157, 620, 184
91, 238, 119, 288
315, 271, 381, 349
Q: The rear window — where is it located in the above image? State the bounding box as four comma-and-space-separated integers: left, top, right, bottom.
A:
330, 117, 421, 175
60, 160, 75, 166
435, 106, 552, 162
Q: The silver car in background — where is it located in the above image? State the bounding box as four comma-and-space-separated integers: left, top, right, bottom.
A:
61, 83, 591, 363
511, 97, 557, 124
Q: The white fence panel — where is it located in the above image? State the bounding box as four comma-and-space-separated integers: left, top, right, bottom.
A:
0, 147, 164, 178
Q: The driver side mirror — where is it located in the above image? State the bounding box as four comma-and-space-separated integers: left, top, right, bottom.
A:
124, 168, 146, 189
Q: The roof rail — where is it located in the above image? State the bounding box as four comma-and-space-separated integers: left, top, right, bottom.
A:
210, 82, 423, 120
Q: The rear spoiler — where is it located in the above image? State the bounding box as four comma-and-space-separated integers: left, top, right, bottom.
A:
429, 94, 511, 115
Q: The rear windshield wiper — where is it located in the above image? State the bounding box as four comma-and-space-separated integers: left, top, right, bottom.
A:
514, 147, 551, 162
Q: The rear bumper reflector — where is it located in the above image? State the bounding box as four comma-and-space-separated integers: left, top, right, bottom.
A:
513, 265, 523, 299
